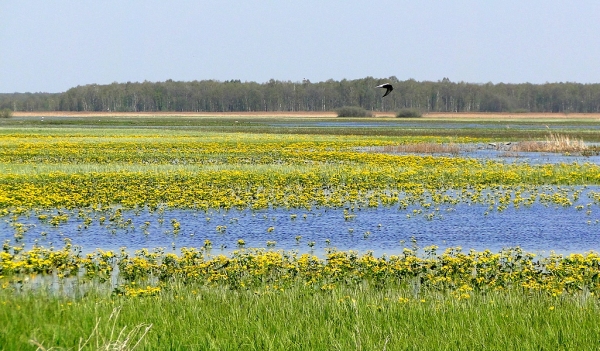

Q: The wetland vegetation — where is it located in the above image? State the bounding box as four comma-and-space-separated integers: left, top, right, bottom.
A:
2, 114, 600, 350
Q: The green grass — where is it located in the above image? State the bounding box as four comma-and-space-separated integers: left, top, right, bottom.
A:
1, 285, 599, 350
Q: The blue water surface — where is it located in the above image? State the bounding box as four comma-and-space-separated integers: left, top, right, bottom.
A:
3, 201, 599, 256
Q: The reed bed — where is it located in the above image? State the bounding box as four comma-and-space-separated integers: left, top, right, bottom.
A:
511, 132, 588, 153
374, 142, 460, 155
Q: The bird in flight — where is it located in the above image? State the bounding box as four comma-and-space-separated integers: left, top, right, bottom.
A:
376, 83, 393, 97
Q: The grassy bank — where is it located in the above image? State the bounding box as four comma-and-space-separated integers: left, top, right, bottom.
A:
2, 245, 600, 349
2, 285, 599, 350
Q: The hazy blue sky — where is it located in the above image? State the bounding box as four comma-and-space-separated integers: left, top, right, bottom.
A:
2, 1, 600, 93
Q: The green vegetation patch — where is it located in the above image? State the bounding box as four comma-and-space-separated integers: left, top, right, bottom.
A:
336, 106, 373, 117
396, 108, 423, 118
2, 282, 599, 350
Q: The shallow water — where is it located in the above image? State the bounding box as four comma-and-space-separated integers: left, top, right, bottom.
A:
464, 149, 600, 165
270, 120, 600, 131
3, 200, 600, 256
364, 143, 600, 165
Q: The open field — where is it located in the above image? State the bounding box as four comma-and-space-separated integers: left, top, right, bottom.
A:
4, 112, 600, 141
2, 117, 600, 349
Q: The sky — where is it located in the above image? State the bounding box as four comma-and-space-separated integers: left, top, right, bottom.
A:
1, 1, 600, 93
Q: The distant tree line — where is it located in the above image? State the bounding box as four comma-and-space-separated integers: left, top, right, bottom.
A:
2, 76, 600, 113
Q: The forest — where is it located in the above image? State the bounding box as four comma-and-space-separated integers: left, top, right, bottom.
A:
1, 76, 600, 113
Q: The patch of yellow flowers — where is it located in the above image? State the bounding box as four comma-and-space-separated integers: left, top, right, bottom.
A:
2, 243, 600, 298
0, 132, 599, 211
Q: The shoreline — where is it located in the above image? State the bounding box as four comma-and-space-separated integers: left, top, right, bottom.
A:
11, 111, 600, 119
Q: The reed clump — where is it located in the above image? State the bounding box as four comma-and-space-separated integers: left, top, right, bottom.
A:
512, 132, 588, 153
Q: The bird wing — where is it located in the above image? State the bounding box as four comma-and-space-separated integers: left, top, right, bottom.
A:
376, 83, 393, 97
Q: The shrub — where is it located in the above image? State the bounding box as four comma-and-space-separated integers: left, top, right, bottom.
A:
0, 108, 12, 118
336, 106, 373, 117
396, 108, 422, 118
511, 108, 530, 113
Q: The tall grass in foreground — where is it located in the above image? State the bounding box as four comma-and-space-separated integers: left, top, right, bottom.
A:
1, 285, 599, 350
29, 307, 151, 351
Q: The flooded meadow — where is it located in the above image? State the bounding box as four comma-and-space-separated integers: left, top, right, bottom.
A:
1, 116, 600, 297
4, 115, 600, 350
1, 117, 600, 256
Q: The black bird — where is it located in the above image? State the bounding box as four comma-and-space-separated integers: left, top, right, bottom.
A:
376, 83, 393, 97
